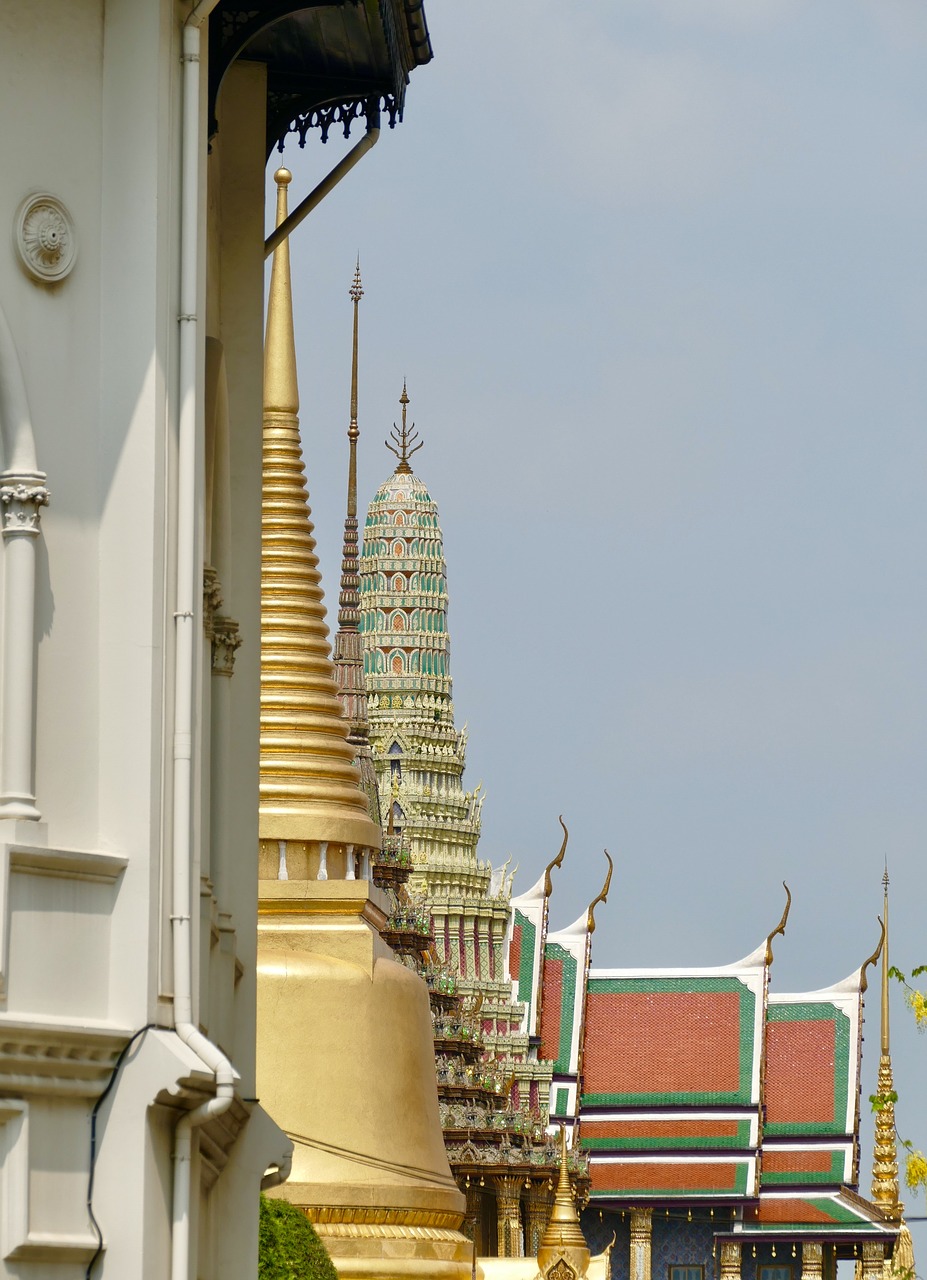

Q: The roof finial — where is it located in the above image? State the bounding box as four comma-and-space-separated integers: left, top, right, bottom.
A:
385, 380, 423, 474
871, 865, 901, 1219
586, 850, 613, 934
765, 882, 792, 966
543, 816, 568, 898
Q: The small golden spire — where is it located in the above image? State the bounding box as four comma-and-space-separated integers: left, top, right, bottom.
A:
870, 867, 901, 1219
586, 851, 613, 934
264, 170, 298, 416
385, 380, 423, 473
259, 174, 380, 853
537, 1127, 591, 1277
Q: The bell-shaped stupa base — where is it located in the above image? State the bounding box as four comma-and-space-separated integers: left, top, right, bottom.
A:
257, 879, 472, 1280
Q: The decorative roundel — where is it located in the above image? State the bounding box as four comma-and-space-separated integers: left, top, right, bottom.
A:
14, 193, 77, 283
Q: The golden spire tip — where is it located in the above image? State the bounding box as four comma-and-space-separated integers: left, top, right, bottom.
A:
274, 166, 292, 186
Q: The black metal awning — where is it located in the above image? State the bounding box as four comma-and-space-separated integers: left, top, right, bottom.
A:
209, 0, 432, 155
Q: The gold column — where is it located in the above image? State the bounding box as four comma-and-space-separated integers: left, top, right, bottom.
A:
720, 1241, 742, 1280
495, 1176, 524, 1257
526, 1188, 554, 1258
630, 1209, 653, 1280
862, 1241, 885, 1280
462, 1185, 481, 1243
802, 1241, 824, 1280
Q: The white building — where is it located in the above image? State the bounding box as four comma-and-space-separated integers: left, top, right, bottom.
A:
0, 2, 430, 1276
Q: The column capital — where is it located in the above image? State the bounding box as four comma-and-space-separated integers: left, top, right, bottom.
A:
212, 616, 242, 676
0, 475, 49, 535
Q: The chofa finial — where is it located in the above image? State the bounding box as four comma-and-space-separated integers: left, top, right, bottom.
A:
385, 381, 423, 473
587, 851, 613, 934
543, 816, 568, 898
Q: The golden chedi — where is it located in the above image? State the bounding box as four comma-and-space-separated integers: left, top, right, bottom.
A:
257, 169, 470, 1280
475, 1129, 610, 1280
536, 1128, 591, 1280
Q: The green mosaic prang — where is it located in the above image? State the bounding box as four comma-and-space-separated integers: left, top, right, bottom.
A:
588, 1162, 749, 1198
581, 1120, 753, 1151
546, 942, 579, 1075
765, 1003, 852, 1136
581, 976, 757, 1107
762, 1150, 847, 1186
514, 910, 536, 1008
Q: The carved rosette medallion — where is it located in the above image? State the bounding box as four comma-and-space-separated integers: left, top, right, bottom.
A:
14, 194, 77, 283
0, 481, 50, 534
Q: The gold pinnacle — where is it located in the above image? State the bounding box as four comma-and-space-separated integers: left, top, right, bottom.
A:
259, 173, 380, 852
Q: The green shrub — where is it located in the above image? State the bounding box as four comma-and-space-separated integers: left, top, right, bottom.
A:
258, 1195, 339, 1280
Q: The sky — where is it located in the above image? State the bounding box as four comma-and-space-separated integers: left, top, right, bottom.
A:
266, 0, 927, 1235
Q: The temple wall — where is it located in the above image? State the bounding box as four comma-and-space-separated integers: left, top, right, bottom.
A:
0, 5, 281, 1275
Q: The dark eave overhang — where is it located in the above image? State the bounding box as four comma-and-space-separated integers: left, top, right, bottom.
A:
209, 0, 432, 156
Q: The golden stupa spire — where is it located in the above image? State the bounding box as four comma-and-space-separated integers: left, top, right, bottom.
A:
259, 169, 380, 856
537, 1127, 591, 1280
871, 866, 901, 1218
385, 381, 423, 474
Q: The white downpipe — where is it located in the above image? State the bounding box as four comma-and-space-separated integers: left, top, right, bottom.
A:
171, 6, 233, 1280
260, 1149, 293, 1192
0, 301, 47, 821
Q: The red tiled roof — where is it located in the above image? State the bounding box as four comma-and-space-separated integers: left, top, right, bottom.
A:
765, 1019, 835, 1126
764, 1150, 835, 1175
584, 991, 742, 1098
539, 956, 563, 1062
508, 924, 522, 982
589, 1159, 749, 1196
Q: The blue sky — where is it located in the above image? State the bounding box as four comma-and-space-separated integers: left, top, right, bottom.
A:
268, 0, 927, 1234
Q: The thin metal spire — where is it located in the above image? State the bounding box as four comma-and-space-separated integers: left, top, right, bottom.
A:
881, 864, 890, 1055
338, 261, 363, 633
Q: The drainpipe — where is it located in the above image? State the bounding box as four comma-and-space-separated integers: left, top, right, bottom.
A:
171, 4, 233, 1279
0, 301, 47, 822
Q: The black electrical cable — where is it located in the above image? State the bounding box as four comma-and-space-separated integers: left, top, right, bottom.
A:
284, 1129, 458, 1187
85, 1024, 157, 1280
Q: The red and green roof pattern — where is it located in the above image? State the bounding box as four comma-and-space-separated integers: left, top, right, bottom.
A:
573, 953, 867, 1215
764, 997, 856, 1137
734, 1192, 893, 1237
539, 942, 580, 1075
582, 975, 761, 1108
589, 1157, 755, 1199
